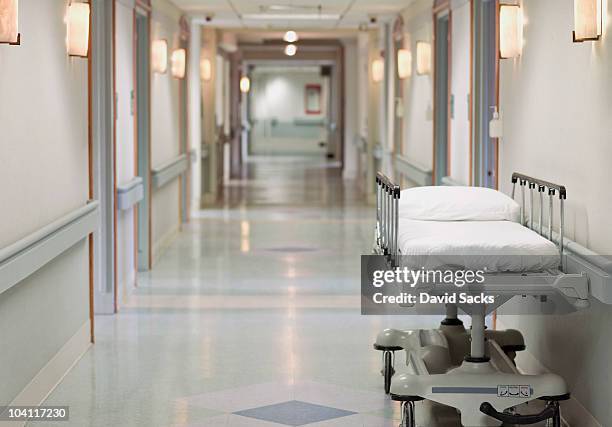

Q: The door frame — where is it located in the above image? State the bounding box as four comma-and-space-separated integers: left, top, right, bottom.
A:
432, 2, 453, 185
470, 0, 501, 188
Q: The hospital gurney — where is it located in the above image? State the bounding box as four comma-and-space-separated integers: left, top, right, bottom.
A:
369, 172, 605, 426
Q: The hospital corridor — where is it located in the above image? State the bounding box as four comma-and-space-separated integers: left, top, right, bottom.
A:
1, 0, 612, 426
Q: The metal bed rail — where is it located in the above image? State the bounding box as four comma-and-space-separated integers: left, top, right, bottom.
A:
376, 172, 401, 266
511, 172, 567, 262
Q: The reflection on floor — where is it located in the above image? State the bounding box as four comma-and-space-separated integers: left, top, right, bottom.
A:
43, 157, 450, 426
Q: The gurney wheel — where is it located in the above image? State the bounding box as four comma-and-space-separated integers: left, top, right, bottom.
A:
400, 401, 416, 427
382, 351, 395, 394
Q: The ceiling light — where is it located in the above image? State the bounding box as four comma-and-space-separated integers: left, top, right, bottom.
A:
242, 13, 340, 21
284, 44, 297, 56
284, 30, 299, 43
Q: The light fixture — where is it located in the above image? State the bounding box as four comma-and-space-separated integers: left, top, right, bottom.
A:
573, 0, 602, 42
66, 2, 90, 57
416, 42, 431, 75
397, 49, 412, 79
284, 30, 298, 43
0, 0, 19, 45
242, 13, 340, 20
171, 48, 186, 79
372, 58, 384, 83
499, 4, 523, 59
240, 76, 251, 93
152, 39, 168, 73
284, 44, 297, 56
200, 57, 212, 81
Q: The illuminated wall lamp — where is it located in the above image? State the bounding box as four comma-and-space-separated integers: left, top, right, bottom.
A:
397, 49, 412, 79
372, 58, 384, 83
499, 4, 523, 59
240, 76, 250, 93
171, 48, 186, 79
416, 42, 431, 75
0, 0, 20, 45
200, 57, 212, 81
152, 39, 168, 73
66, 2, 90, 57
573, 0, 602, 42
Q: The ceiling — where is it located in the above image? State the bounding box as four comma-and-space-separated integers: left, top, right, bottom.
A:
171, 0, 411, 29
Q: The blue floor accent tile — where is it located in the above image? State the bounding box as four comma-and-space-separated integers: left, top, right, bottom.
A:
234, 400, 356, 426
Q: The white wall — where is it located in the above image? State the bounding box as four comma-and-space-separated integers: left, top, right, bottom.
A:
400, 0, 435, 170
449, 0, 470, 184
0, 0, 90, 404
498, 0, 612, 424
250, 69, 328, 155
115, 0, 137, 304
151, 0, 182, 262
343, 39, 359, 179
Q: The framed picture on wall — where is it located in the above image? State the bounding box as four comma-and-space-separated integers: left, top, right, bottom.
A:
305, 84, 322, 115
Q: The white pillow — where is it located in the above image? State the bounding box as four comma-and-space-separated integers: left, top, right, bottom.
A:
399, 186, 520, 222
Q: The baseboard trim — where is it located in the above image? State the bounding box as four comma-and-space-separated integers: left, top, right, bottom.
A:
152, 224, 179, 267
1, 321, 91, 427
497, 320, 602, 427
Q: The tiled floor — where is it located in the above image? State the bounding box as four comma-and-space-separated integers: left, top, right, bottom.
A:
41, 157, 446, 426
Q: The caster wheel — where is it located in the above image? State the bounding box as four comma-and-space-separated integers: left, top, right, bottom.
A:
400, 401, 416, 427
382, 351, 395, 394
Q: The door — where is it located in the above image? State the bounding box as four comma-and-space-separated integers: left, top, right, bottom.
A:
434, 12, 451, 185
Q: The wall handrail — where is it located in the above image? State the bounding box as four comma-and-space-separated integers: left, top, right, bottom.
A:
151, 154, 188, 190
441, 176, 465, 186
395, 154, 433, 187
117, 177, 144, 211
0, 201, 100, 295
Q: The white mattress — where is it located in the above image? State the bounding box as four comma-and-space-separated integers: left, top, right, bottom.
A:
398, 219, 560, 272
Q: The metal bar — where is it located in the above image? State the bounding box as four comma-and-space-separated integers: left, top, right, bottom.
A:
539, 186, 544, 235
529, 183, 534, 229
560, 197, 565, 263
511, 172, 566, 199
520, 181, 526, 226
376, 179, 381, 246
548, 191, 554, 240
511, 181, 516, 199
394, 189, 399, 266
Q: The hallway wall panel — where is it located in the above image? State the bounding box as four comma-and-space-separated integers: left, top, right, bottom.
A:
0, 0, 91, 405
400, 0, 435, 172
497, 0, 612, 424
150, 0, 182, 262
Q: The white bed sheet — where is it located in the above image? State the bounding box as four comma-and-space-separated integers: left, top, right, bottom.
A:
397, 219, 560, 272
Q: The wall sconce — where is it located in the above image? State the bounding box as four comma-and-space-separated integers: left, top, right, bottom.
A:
573, 0, 602, 42
152, 39, 168, 73
372, 58, 384, 83
397, 49, 412, 79
0, 0, 20, 45
171, 48, 186, 79
200, 57, 212, 81
66, 2, 90, 57
499, 4, 523, 58
240, 76, 251, 93
416, 42, 431, 75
